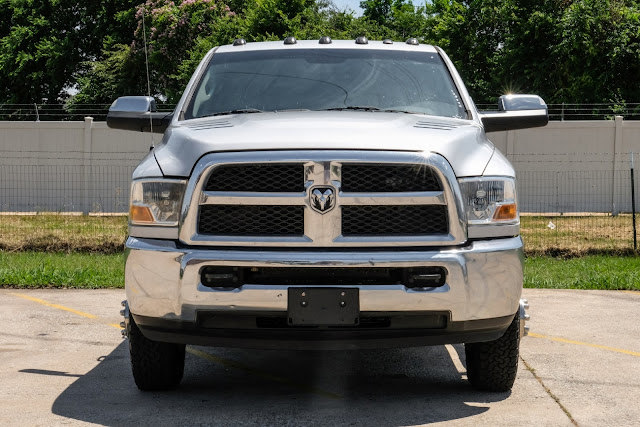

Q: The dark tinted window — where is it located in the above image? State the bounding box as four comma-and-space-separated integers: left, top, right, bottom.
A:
185, 49, 467, 119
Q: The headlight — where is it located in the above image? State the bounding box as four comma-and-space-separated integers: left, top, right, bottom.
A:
129, 179, 187, 226
458, 177, 518, 225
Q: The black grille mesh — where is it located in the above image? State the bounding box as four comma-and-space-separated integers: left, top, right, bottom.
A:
199, 205, 304, 236
205, 164, 304, 192
341, 164, 442, 192
342, 205, 448, 236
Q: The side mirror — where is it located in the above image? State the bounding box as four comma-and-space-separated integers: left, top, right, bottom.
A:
106, 96, 172, 133
480, 94, 548, 132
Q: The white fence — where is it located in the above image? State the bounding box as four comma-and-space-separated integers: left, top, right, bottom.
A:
0, 118, 151, 213
1, 117, 640, 213
488, 117, 640, 213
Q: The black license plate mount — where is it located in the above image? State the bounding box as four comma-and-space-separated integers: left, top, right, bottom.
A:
288, 287, 359, 326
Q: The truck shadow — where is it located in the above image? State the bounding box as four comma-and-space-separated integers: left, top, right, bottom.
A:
52, 342, 510, 425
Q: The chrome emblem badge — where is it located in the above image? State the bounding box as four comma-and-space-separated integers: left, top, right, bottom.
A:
310, 187, 335, 214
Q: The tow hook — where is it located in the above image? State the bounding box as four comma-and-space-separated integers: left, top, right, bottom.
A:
519, 298, 530, 338
120, 300, 130, 339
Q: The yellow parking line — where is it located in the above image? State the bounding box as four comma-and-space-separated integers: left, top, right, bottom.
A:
622, 290, 640, 296
444, 344, 466, 374
10, 292, 98, 320
528, 332, 640, 357
10, 292, 341, 398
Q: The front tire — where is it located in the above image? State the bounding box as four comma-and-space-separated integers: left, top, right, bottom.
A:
465, 314, 520, 392
128, 317, 186, 391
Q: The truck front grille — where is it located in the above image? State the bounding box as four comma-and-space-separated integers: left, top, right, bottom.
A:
199, 205, 304, 236
204, 164, 304, 192
341, 164, 442, 192
186, 151, 464, 247
342, 205, 448, 236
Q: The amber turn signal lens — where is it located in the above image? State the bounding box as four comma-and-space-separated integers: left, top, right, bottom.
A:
130, 205, 154, 223
493, 203, 518, 221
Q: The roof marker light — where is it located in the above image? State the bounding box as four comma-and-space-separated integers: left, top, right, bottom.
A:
233, 38, 246, 46
284, 36, 297, 45
355, 36, 368, 45
405, 38, 419, 45
319, 36, 332, 44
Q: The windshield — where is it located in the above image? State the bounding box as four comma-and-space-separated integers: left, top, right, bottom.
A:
184, 48, 467, 119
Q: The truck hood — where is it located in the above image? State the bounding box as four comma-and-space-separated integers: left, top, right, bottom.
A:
153, 111, 495, 177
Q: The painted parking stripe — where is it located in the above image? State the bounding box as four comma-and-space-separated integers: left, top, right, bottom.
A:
623, 290, 640, 296
9, 292, 342, 399
10, 292, 98, 320
528, 332, 640, 358
11, 292, 123, 329
444, 344, 466, 374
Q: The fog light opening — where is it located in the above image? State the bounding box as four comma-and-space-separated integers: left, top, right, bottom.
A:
405, 267, 447, 289
201, 266, 242, 289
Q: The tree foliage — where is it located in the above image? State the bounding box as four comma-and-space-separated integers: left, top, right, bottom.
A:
426, 0, 640, 105
0, 0, 138, 105
1, 0, 640, 114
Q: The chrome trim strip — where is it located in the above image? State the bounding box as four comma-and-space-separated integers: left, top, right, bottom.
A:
128, 236, 522, 267
339, 191, 446, 206
334, 234, 455, 244
129, 225, 179, 240
468, 223, 520, 239
179, 151, 467, 247
201, 191, 307, 205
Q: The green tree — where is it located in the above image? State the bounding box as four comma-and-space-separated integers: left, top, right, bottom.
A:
0, 0, 138, 107
360, 0, 426, 39
67, 44, 146, 109
67, 0, 427, 108
424, 0, 640, 106
5, 0, 637, 115
425, 0, 514, 101
555, 0, 640, 105
361, 0, 393, 24
71, 0, 238, 105
175, 0, 394, 85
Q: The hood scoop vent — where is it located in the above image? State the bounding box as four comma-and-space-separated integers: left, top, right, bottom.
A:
414, 120, 461, 131
185, 120, 234, 131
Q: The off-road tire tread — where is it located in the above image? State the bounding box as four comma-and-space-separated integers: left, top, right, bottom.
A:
128, 317, 185, 391
465, 314, 520, 392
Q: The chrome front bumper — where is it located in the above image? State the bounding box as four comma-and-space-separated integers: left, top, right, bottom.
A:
125, 236, 524, 325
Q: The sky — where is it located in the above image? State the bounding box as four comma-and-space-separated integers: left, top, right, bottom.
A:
332, 0, 424, 15
331, 0, 365, 13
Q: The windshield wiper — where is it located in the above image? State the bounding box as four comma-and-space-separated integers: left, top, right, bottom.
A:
202, 108, 264, 117
321, 106, 383, 112
274, 108, 311, 112
320, 106, 418, 114
380, 108, 419, 114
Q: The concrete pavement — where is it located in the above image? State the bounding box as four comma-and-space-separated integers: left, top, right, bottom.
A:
0, 288, 638, 426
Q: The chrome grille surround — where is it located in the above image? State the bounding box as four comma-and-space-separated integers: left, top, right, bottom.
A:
180, 151, 467, 247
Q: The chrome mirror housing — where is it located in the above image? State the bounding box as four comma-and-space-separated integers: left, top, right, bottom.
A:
480, 94, 548, 132
110, 96, 157, 113
107, 96, 172, 133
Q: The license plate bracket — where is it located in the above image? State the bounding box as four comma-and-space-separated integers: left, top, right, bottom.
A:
288, 288, 359, 326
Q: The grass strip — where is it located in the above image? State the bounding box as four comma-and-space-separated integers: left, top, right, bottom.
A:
0, 252, 124, 288
1, 252, 639, 290
521, 215, 637, 255
3, 214, 640, 256
524, 255, 640, 290
0, 214, 126, 253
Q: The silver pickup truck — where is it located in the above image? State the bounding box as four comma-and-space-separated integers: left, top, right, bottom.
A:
108, 37, 547, 392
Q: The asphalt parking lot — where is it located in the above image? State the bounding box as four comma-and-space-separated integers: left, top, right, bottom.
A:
1, 288, 638, 426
